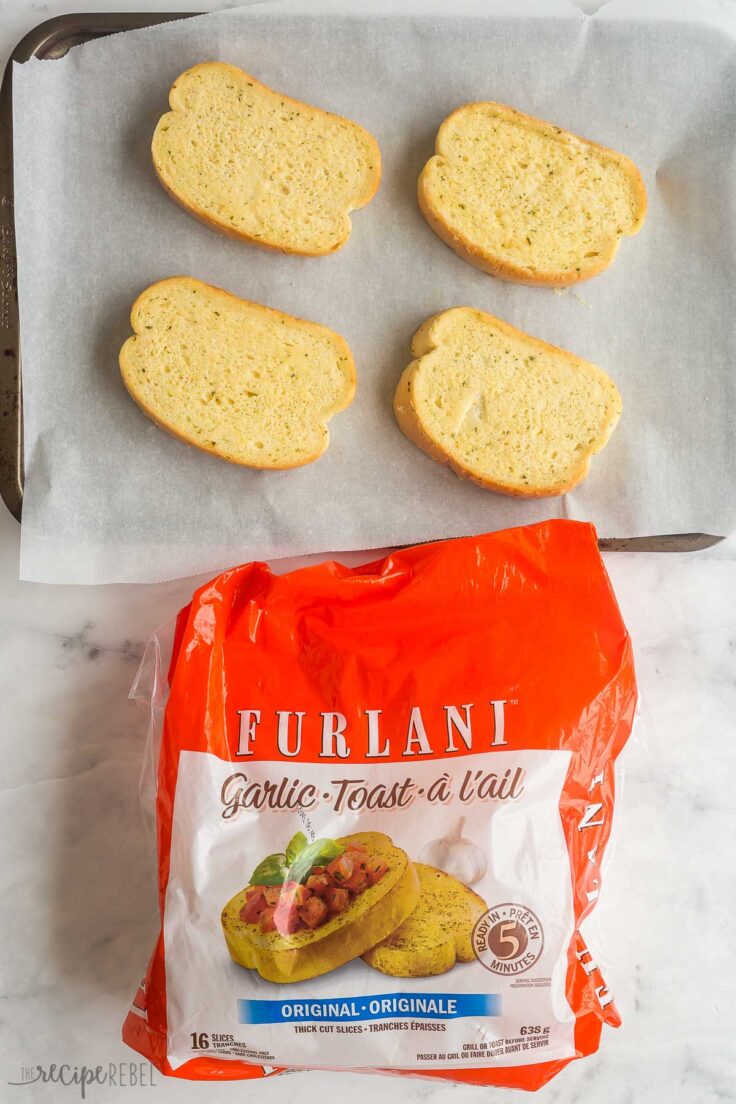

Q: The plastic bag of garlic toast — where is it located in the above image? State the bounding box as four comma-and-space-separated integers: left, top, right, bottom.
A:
123, 520, 636, 1091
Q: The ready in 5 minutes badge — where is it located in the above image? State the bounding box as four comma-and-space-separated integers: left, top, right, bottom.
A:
472, 904, 544, 976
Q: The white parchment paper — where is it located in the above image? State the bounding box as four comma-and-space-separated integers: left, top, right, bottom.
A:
12, 0, 736, 583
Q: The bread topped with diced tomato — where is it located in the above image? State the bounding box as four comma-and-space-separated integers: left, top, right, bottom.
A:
221, 832, 420, 983
240, 843, 390, 937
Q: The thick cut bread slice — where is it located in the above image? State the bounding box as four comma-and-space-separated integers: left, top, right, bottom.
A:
394, 308, 621, 496
419, 102, 646, 285
119, 277, 355, 469
152, 62, 381, 255
221, 833, 421, 984
362, 864, 487, 977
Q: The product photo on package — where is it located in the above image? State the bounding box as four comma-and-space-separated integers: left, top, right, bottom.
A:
123, 520, 637, 1090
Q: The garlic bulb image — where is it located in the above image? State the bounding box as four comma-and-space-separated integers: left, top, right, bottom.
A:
418, 818, 487, 886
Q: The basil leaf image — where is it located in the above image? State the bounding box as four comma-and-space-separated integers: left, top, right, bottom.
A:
289, 838, 344, 884
249, 852, 288, 886
285, 831, 308, 865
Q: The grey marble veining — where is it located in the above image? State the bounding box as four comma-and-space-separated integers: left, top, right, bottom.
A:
1, 2, 736, 1102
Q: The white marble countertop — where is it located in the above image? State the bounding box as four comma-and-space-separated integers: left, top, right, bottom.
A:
2, 3, 736, 1103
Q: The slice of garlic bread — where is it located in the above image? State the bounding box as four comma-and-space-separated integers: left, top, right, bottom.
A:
362, 864, 487, 977
394, 307, 621, 496
419, 102, 646, 285
222, 834, 420, 984
119, 277, 355, 469
152, 62, 381, 255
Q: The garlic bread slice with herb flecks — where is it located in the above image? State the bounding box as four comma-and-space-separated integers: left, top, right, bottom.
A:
394, 307, 621, 496
362, 864, 487, 978
152, 62, 381, 255
419, 102, 646, 285
119, 277, 356, 469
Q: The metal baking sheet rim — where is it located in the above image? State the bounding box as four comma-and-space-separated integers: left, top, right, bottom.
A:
0, 11, 723, 554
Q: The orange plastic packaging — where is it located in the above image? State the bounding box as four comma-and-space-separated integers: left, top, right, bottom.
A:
124, 520, 636, 1090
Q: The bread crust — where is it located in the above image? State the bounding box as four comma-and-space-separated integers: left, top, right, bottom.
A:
119, 276, 356, 470
419, 101, 647, 287
152, 62, 381, 256
394, 308, 621, 497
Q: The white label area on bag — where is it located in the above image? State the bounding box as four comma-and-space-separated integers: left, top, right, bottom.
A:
164, 749, 575, 1071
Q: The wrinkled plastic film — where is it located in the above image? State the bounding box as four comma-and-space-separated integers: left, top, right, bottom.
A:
129, 619, 176, 840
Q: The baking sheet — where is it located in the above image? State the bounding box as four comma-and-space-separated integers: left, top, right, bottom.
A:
12, 0, 736, 583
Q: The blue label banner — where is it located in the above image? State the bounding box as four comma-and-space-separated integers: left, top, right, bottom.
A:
238, 992, 501, 1025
